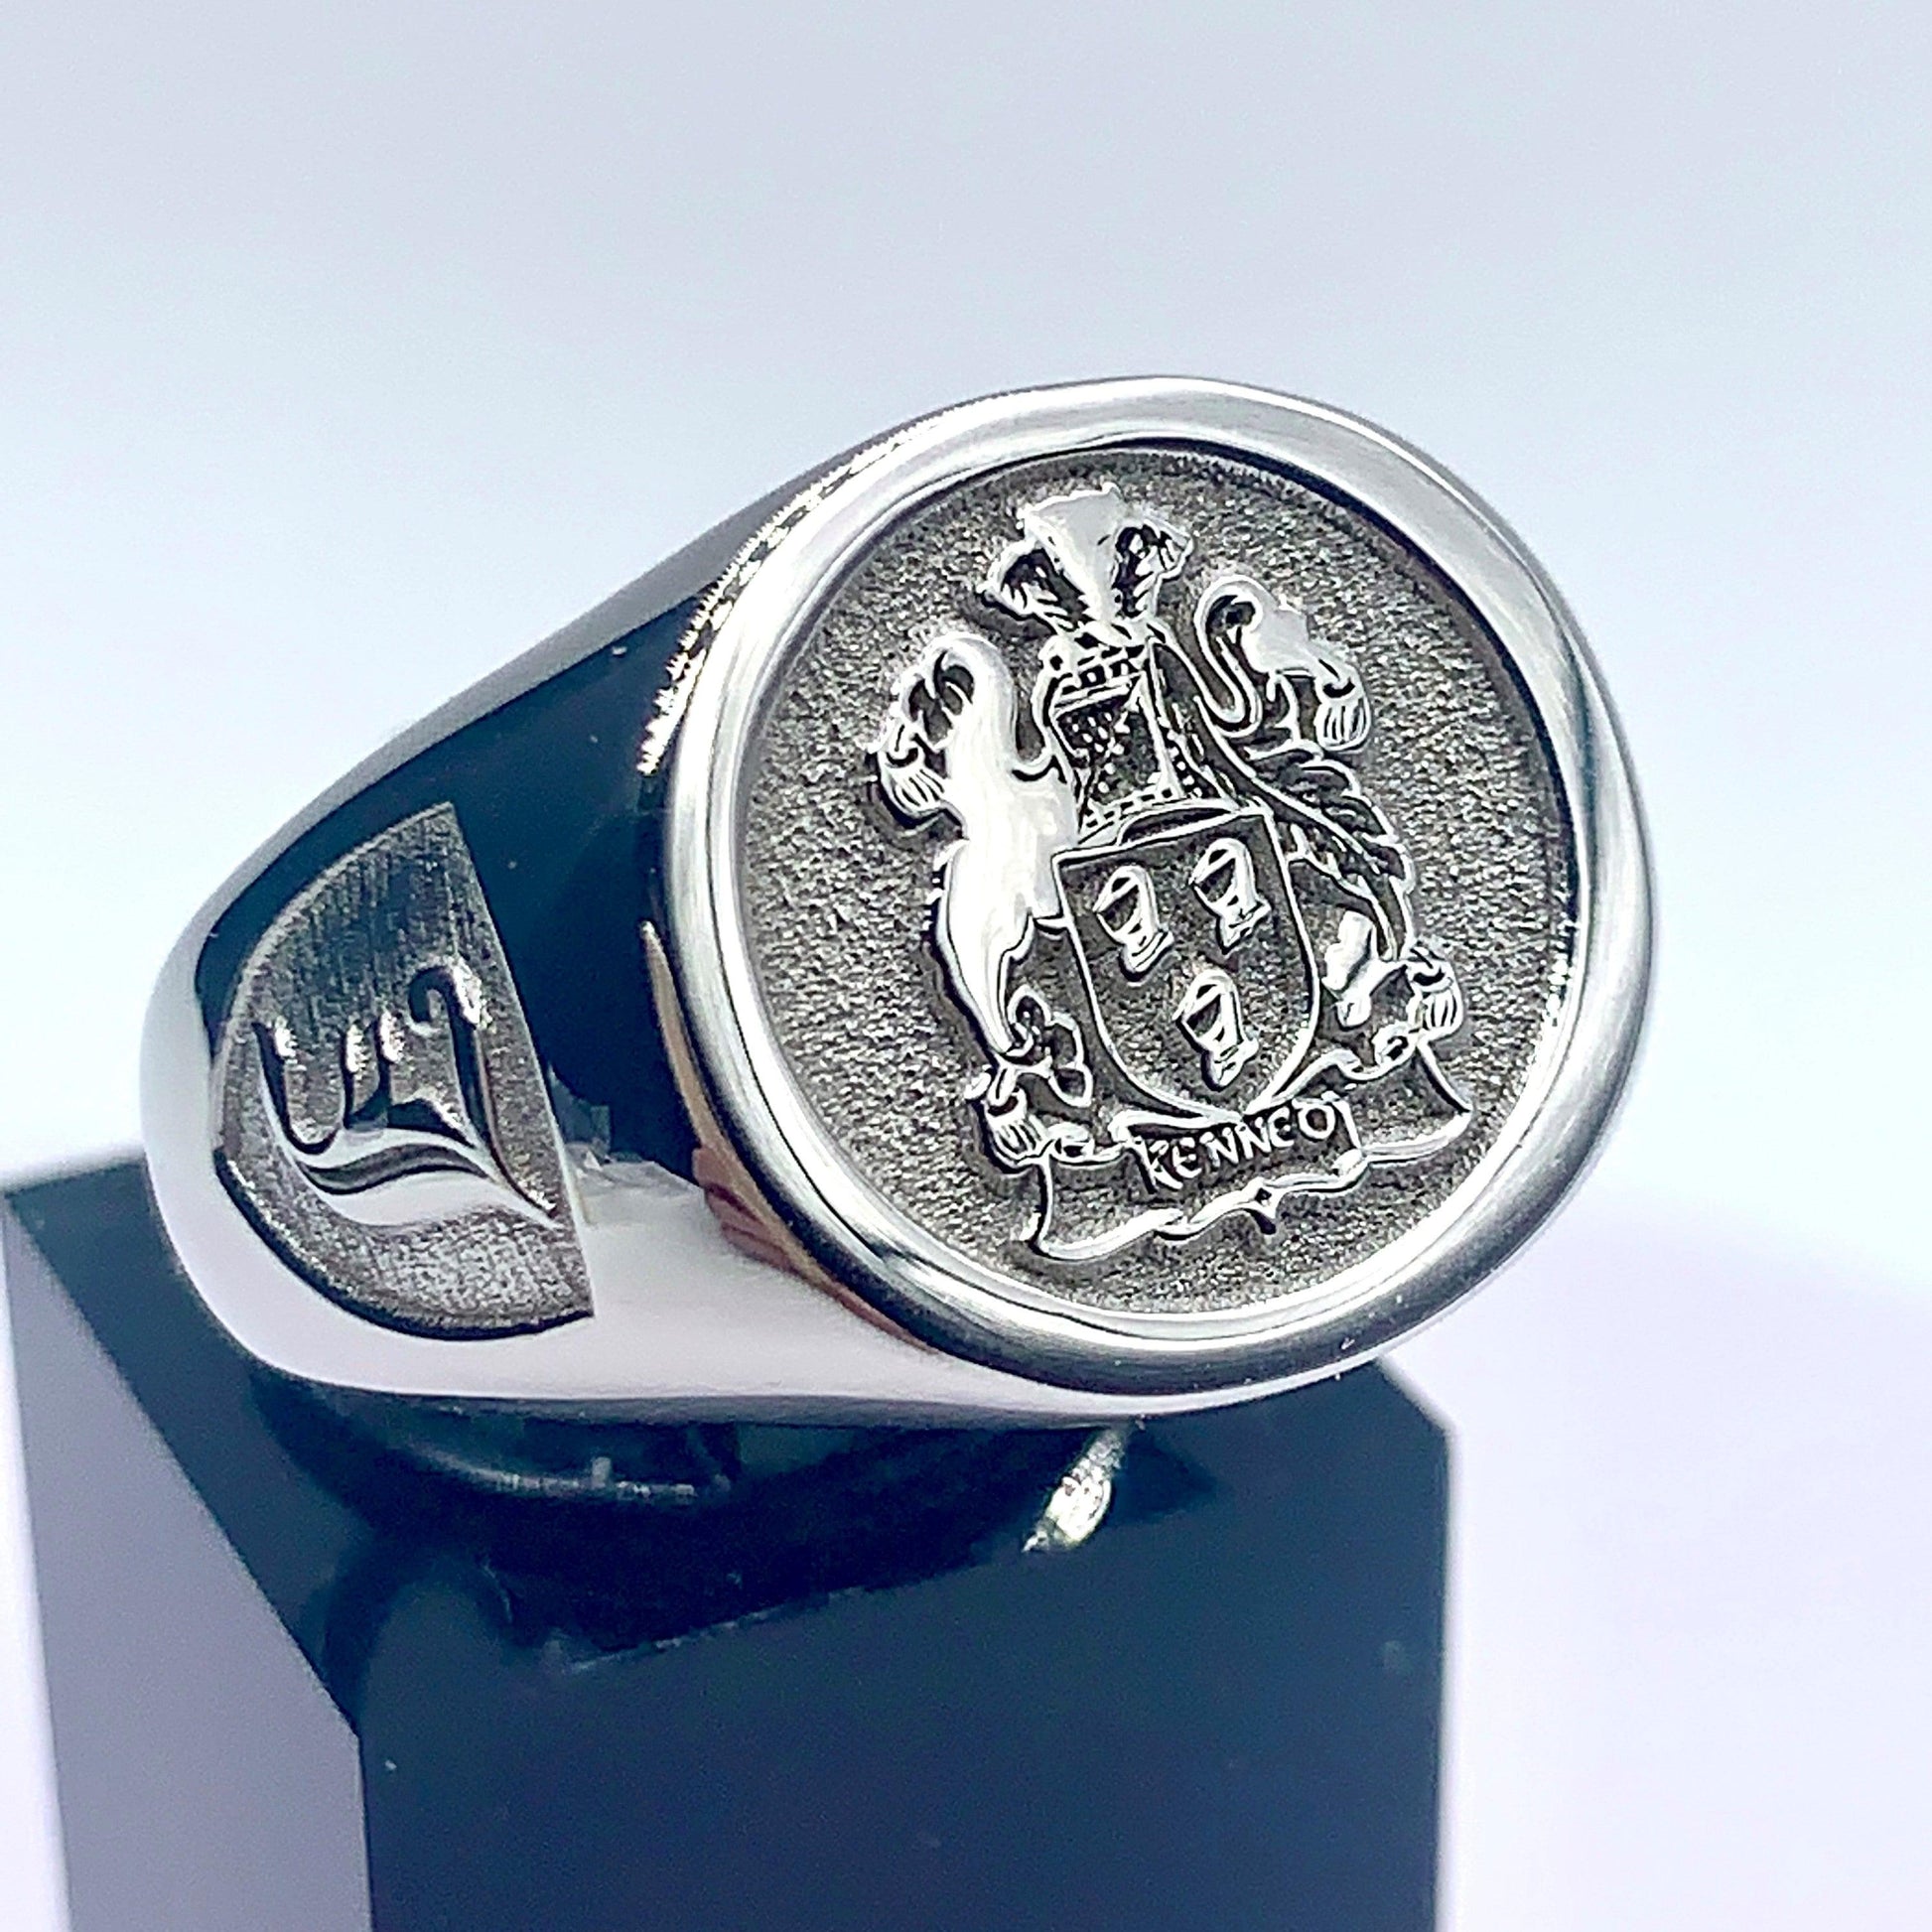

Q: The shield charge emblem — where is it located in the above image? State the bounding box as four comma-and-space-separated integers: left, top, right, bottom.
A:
1057, 804, 1317, 1119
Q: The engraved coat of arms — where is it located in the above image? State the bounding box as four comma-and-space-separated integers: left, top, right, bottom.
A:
875, 484, 1470, 1263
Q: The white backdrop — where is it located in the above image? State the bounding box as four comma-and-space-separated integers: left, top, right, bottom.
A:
2, 5, 1929, 1926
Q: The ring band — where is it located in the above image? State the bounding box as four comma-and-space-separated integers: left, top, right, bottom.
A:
142, 378, 1650, 1421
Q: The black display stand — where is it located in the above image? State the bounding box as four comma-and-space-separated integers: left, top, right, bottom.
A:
4, 1161, 1447, 1932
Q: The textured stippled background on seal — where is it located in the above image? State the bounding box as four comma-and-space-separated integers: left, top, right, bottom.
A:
740, 448, 1576, 1315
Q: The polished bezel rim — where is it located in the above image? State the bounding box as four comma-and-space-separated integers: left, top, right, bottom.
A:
664, 377, 1649, 1395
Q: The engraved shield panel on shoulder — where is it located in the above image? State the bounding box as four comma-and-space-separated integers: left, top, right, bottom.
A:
212, 804, 591, 1336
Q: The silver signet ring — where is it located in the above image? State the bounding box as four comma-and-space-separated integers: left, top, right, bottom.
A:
142, 379, 1651, 1421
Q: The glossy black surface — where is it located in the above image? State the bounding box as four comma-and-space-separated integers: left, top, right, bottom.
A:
193, 602, 698, 1174
9, 1160, 1448, 1931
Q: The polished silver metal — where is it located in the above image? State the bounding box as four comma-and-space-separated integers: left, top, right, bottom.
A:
143, 377, 1651, 1422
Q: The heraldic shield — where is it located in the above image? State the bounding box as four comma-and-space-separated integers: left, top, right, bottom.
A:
1058, 804, 1316, 1120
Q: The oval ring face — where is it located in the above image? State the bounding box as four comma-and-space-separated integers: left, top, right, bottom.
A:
664, 381, 1649, 1395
